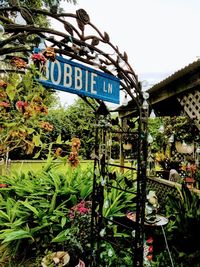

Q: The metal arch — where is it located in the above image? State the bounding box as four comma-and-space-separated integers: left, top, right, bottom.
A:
0, 6, 142, 106
0, 5, 148, 266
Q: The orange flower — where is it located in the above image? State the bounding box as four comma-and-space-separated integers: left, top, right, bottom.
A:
42, 47, 56, 61
55, 147, 62, 157
68, 151, 79, 167
0, 80, 8, 89
10, 57, 27, 69
72, 137, 81, 149
39, 121, 54, 131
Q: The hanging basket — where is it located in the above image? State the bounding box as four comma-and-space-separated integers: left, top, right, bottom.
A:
175, 141, 194, 154
41, 251, 70, 267
123, 143, 132, 150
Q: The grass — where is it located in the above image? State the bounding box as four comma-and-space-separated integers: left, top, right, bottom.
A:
0, 159, 137, 178
0, 160, 94, 176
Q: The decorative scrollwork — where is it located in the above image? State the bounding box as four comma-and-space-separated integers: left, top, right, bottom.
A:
0, 5, 142, 107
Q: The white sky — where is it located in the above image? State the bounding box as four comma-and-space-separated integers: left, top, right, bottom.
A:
57, 0, 200, 105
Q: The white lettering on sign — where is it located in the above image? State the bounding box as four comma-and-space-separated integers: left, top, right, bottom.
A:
40, 55, 119, 105
103, 81, 112, 94
91, 73, 97, 94
63, 63, 72, 87
51, 60, 61, 85
44, 61, 98, 95
75, 67, 82, 90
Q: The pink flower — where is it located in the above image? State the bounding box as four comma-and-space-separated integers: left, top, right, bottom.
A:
69, 200, 91, 219
31, 53, 46, 64
0, 101, 10, 108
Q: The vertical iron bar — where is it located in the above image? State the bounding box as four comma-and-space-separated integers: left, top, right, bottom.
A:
90, 114, 99, 266
134, 106, 148, 266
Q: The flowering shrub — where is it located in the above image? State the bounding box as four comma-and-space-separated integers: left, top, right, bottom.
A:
181, 162, 197, 178
68, 200, 92, 255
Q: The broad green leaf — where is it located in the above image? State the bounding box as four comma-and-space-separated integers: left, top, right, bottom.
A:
19, 201, 39, 217
0, 210, 10, 221
61, 217, 67, 228
6, 84, 16, 101
27, 128, 35, 134
49, 192, 57, 213
33, 149, 42, 159
2, 230, 33, 243
33, 134, 42, 146
52, 229, 70, 243
31, 223, 52, 234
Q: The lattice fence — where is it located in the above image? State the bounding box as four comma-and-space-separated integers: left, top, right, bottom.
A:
147, 177, 180, 211
178, 89, 200, 130
147, 176, 200, 213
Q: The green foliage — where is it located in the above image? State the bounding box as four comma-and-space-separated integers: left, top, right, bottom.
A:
103, 175, 136, 219
0, 162, 93, 264
164, 116, 199, 143
153, 185, 200, 266
0, 69, 61, 159
44, 99, 97, 159
148, 116, 199, 156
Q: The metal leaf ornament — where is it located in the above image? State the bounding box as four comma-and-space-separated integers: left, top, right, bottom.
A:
104, 32, 110, 43
123, 51, 128, 62
76, 18, 84, 31
8, 0, 19, 7
20, 7, 34, 24
76, 9, 90, 31
76, 9, 90, 25
64, 22, 74, 36
91, 37, 99, 46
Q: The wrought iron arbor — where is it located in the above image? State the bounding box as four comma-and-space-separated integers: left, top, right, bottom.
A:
0, 4, 148, 266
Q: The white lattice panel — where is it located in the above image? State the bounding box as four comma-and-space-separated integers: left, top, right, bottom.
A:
178, 90, 200, 130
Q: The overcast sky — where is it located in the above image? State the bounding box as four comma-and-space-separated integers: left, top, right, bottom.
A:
57, 0, 200, 105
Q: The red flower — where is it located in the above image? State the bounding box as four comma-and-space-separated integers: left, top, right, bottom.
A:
148, 245, 153, 253
16, 100, 28, 112
31, 53, 46, 64
0, 184, 8, 188
146, 237, 153, 244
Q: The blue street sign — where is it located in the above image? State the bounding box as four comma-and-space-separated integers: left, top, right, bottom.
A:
37, 53, 120, 104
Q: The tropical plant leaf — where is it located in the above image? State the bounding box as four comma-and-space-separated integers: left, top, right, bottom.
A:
2, 230, 33, 243
19, 200, 40, 217
0, 210, 10, 221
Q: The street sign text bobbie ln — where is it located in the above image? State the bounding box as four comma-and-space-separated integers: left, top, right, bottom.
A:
38, 54, 120, 104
